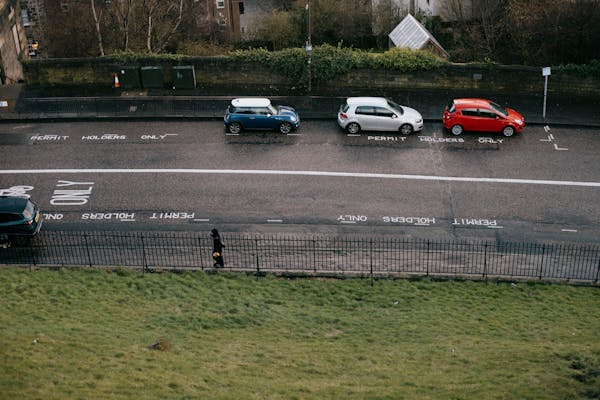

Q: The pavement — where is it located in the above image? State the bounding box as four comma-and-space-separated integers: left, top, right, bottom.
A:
1, 84, 599, 128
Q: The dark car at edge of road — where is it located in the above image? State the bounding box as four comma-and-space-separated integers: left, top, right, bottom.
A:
224, 98, 300, 134
0, 196, 43, 245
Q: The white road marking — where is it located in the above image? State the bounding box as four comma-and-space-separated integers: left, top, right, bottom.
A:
225, 133, 239, 136
267, 219, 283, 223
347, 134, 361, 137
340, 220, 357, 224
561, 229, 578, 233
554, 143, 568, 151
1, 169, 599, 188
193, 218, 210, 222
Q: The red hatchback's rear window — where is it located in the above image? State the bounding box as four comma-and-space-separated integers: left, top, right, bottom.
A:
447, 100, 456, 113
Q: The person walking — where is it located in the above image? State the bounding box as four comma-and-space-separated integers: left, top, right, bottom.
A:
211, 228, 225, 267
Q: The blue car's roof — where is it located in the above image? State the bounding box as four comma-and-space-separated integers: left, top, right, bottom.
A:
231, 98, 271, 108
0, 196, 29, 213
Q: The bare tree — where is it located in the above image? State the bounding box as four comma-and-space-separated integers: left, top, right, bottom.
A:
140, 0, 184, 52
90, 0, 105, 56
154, 0, 184, 53
112, 0, 135, 51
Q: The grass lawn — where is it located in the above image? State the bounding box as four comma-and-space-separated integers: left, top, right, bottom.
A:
0, 267, 599, 399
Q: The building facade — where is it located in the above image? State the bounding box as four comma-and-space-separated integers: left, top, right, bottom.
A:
373, 0, 473, 21
0, 0, 28, 84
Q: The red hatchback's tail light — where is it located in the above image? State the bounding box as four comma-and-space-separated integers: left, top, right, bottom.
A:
339, 113, 348, 120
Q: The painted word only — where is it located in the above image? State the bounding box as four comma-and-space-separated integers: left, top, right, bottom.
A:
478, 137, 504, 144
141, 134, 179, 140
43, 213, 64, 220
338, 215, 368, 223
50, 180, 94, 205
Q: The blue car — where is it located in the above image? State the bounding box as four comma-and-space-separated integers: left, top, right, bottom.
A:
224, 98, 300, 134
0, 196, 42, 244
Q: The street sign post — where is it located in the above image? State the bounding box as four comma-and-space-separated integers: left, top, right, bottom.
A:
542, 67, 551, 120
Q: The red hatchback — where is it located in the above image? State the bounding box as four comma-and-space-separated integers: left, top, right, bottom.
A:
443, 98, 525, 137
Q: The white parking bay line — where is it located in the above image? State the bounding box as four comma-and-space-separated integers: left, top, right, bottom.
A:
267, 219, 283, 223
1, 169, 600, 188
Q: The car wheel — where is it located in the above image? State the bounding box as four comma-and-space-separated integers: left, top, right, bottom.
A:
346, 122, 361, 134
228, 122, 242, 134
451, 124, 463, 136
279, 122, 293, 134
502, 126, 515, 137
399, 123, 414, 135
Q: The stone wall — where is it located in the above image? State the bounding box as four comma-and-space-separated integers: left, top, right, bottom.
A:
21, 57, 600, 98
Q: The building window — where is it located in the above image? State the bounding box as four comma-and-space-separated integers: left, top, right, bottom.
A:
21, 9, 30, 27
216, 0, 225, 9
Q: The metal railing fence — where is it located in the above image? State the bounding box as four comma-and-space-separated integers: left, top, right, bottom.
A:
1, 231, 599, 283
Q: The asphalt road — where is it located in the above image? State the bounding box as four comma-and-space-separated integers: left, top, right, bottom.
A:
0, 120, 599, 243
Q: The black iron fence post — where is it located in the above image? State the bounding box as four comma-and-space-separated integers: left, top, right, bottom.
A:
83, 233, 93, 267
30, 239, 37, 270
538, 244, 546, 280
426, 240, 430, 277
140, 234, 147, 273
483, 241, 488, 282
370, 238, 374, 286
198, 237, 204, 270
312, 238, 317, 273
595, 257, 600, 284
255, 238, 260, 279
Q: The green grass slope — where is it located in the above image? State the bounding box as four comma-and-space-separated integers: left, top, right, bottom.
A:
1, 268, 598, 399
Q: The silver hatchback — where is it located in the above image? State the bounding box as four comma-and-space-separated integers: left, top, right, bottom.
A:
337, 97, 424, 135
